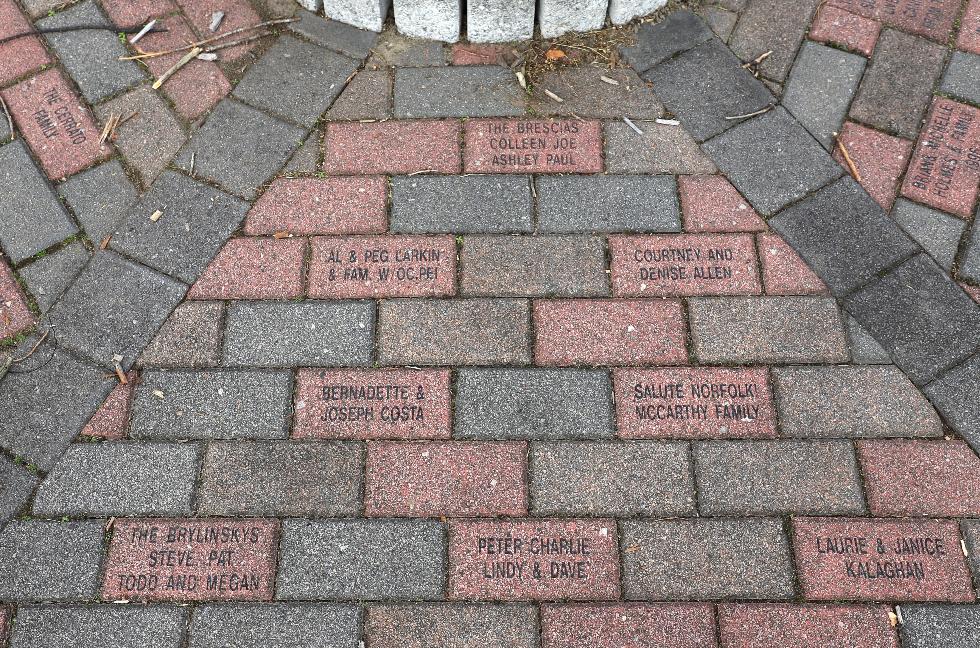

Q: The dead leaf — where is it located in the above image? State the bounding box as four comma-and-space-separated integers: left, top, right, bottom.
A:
544, 48, 566, 61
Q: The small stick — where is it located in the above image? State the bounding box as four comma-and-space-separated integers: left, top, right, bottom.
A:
121, 18, 296, 60
98, 113, 118, 145
129, 19, 156, 44
153, 46, 201, 89
189, 151, 195, 175
655, 118, 680, 126
742, 50, 772, 68
835, 134, 862, 182
203, 32, 269, 53
725, 105, 773, 120
599, 75, 619, 85
0, 97, 13, 141
407, 169, 437, 176
623, 116, 643, 135
543, 88, 564, 103
116, 110, 139, 128
11, 330, 50, 363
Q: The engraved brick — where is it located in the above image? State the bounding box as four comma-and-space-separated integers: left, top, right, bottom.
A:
832, 122, 912, 210
959, 0, 980, 54
828, 0, 958, 41
809, 4, 882, 56
464, 119, 603, 174
541, 604, 718, 648
0, 0, 50, 86
188, 238, 305, 300
678, 175, 765, 233
718, 603, 900, 648
245, 177, 387, 235
322, 121, 461, 175
758, 233, 828, 295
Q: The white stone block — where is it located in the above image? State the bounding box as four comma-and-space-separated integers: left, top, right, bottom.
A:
297, 0, 321, 11
609, 0, 667, 25
539, 0, 607, 38
467, 0, 535, 42
394, 0, 462, 42
323, 0, 391, 32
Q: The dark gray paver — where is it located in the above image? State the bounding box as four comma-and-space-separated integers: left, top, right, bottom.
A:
892, 199, 966, 272
277, 519, 446, 600
139, 301, 225, 368
58, 160, 138, 245
111, 171, 249, 284
846, 253, 980, 385
284, 130, 321, 174
131, 369, 292, 440
702, 106, 843, 215
0, 142, 77, 263
940, 51, 980, 106
964, 521, 980, 590
366, 604, 538, 648
531, 441, 695, 516
12, 605, 185, 648
289, 8, 379, 58
769, 176, 918, 297
325, 69, 393, 120
846, 316, 891, 364
0, 455, 38, 527
729, 0, 821, 82
961, 212, 980, 284
645, 38, 774, 142
621, 518, 794, 600
604, 121, 717, 174
198, 441, 362, 516
19, 241, 90, 312
224, 301, 375, 367
702, 5, 738, 41
925, 354, 980, 452
0, 520, 104, 601
233, 35, 358, 128
190, 604, 358, 648
619, 10, 713, 73
48, 251, 187, 369
899, 605, 980, 648
394, 66, 525, 118
529, 67, 663, 119
455, 368, 613, 439
536, 175, 680, 233
32, 442, 199, 516
391, 175, 533, 233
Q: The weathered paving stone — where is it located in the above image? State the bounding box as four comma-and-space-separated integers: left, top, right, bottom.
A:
95, 87, 185, 185
366, 441, 528, 517
131, 370, 292, 440
391, 175, 533, 233
224, 301, 374, 367
367, 31, 446, 66
702, 5, 738, 41
542, 603, 718, 648
11, 605, 186, 648
322, 120, 461, 175
924, 354, 980, 450
325, 69, 393, 121
940, 51, 980, 107
621, 519, 794, 600
455, 368, 613, 440
758, 232, 828, 295
689, 297, 848, 364
0, 520, 104, 601
678, 175, 765, 233
293, 368, 451, 439
809, 4, 882, 56
449, 519, 619, 601
103, 518, 278, 602
0, 0, 50, 86
899, 605, 980, 648
891, 199, 965, 271
604, 121, 717, 174
847, 316, 891, 365
618, 10, 713, 73
284, 130, 322, 174
0, 454, 38, 526
395, 67, 524, 118
828, 0, 959, 41
379, 299, 530, 365
393, 0, 462, 41
140, 302, 224, 368
289, 9, 378, 59
702, 107, 844, 216
536, 175, 680, 233
718, 604, 899, 648
467, 0, 533, 42
451, 43, 509, 65
79, 372, 135, 440
531, 441, 695, 516
245, 177, 388, 235
277, 519, 445, 600
367, 603, 537, 648
59, 160, 138, 245
189, 238, 305, 300
729, 0, 821, 81
175, 0, 261, 61
199, 441, 362, 516
615, 367, 777, 439
792, 518, 975, 602
832, 122, 912, 211
534, 299, 687, 366
961, 0, 980, 54
190, 603, 359, 648
531, 68, 664, 120
464, 119, 602, 174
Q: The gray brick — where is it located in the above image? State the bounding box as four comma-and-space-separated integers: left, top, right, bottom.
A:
190, 604, 358, 648
32, 442, 199, 516
689, 296, 848, 364
531, 441, 694, 516
0, 142, 77, 263
17, 0, 61, 16
12, 605, 185, 648
621, 518, 794, 600
394, 66, 524, 118
139, 301, 225, 368
925, 354, 980, 452
58, 160, 138, 244
391, 175, 532, 234
529, 67, 663, 119
284, 129, 322, 174
198, 441, 362, 516
846, 316, 891, 364
964, 521, 980, 591
961, 212, 980, 284
892, 199, 966, 272
289, 8, 379, 58
605, 121, 717, 174
769, 176, 918, 297
940, 51, 980, 106
729, 0, 821, 82
703, 107, 843, 215
702, 5, 737, 41
619, 10, 713, 73
0, 455, 38, 527
131, 369, 292, 440
19, 242, 90, 312
324, 69, 393, 120
277, 519, 446, 600
899, 605, 980, 648
536, 175, 680, 233
845, 253, 980, 385
365, 604, 537, 648
224, 301, 374, 367
0, 520, 104, 601
455, 368, 612, 439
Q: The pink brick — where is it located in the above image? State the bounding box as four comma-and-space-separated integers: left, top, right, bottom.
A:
833, 122, 912, 210
451, 43, 510, 65
464, 119, 603, 174
102, 518, 279, 602
188, 238, 305, 300
323, 121, 461, 175
0, 0, 50, 86
292, 368, 451, 440
718, 604, 899, 648
100, 0, 175, 26
828, 0, 959, 42
759, 233, 827, 295
610, 234, 761, 297
962, 282, 980, 304
449, 519, 620, 601
958, 0, 980, 54
615, 367, 777, 439
792, 517, 975, 602
1, 70, 110, 179
365, 441, 528, 517
245, 177, 387, 235
858, 440, 980, 516
542, 604, 718, 648
308, 235, 456, 299
534, 300, 687, 366
0, 606, 7, 644
678, 175, 766, 233
80, 371, 137, 440
0, 260, 33, 341
901, 97, 980, 218
809, 5, 881, 56
174, 0, 261, 61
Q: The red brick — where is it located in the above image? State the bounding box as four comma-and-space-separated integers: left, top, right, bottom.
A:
678, 175, 766, 233
0, 606, 7, 644
758, 233, 828, 295
615, 367, 777, 439
451, 43, 510, 65
792, 517, 975, 602
0, 0, 50, 86
448, 519, 620, 601
610, 234, 761, 297
828, 0, 959, 42
962, 282, 980, 304
365, 441, 528, 517
292, 368, 451, 440
833, 122, 912, 210
959, 0, 980, 54
718, 604, 899, 648
541, 604, 718, 648
901, 98, 980, 218
858, 440, 980, 516
174, 0, 261, 61
322, 121, 461, 175
809, 5, 881, 56
244, 177, 387, 235
463, 119, 603, 174
188, 237, 305, 300
100, 0, 175, 26
80, 371, 137, 440
308, 235, 456, 299
102, 518, 279, 602
1, 70, 110, 179
0, 260, 33, 341
534, 299, 687, 366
